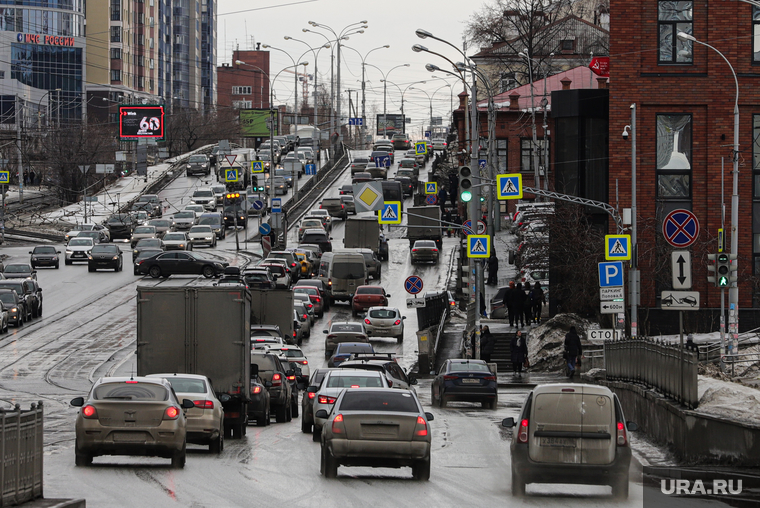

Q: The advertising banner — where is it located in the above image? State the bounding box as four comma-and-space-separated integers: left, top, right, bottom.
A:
119, 105, 164, 139
376, 114, 405, 136
240, 109, 278, 137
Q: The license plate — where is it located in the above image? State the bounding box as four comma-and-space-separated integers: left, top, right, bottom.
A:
540, 437, 577, 447
113, 432, 148, 443
73, 253, 84, 257
462, 378, 480, 384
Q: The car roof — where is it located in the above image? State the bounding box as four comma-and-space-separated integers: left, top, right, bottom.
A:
531, 383, 613, 397
93, 376, 169, 387
146, 373, 210, 381
367, 306, 399, 312
326, 368, 383, 376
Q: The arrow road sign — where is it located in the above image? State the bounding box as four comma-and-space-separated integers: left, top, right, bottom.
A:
467, 234, 490, 258
0, 170, 8, 184
348, 117, 363, 126
374, 155, 390, 168
305, 163, 316, 175
378, 201, 402, 224
415, 142, 427, 155
662, 209, 700, 248
259, 223, 271, 235
600, 301, 625, 314
605, 234, 631, 261
598, 261, 624, 287
225, 168, 239, 182
404, 275, 424, 295
496, 173, 522, 200
425, 182, 437, 195
479, 159, 487, 169
660, 290, 700, 310
252, 200, 264, 211
671, 250, 692, 290
251, 161, 264, 173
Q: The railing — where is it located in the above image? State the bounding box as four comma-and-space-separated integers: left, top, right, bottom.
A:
605, 339, 698, 408
581, 347, 605, 372
1, 402, 44, 506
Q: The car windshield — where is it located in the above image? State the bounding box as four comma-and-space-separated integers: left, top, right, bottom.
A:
33, 246, 57, 254
415, 241, 436, 248
149, 220, 171, 228
78, 231, 99, 239
136, 250, 162, 261
197, 216, 219, 226
165, 377, 207, 393
369, 309, 397, 319
0, 293, 15, 304
330, 324, 363, 333
244, 272, 269, 282
357, 287, 383, 295
134, 227, 155, 234
68, 239, 93, 247
302, 220, 322, 228
294, 287, 317, 296
189, 156, 206, 163
93, 382, 169, 401
449, 361, 491, 373
91, 246, 117, 254
338, 390, 418, 412
4, 265, 30, 273
193, 190, 213, 198
190, 226, 213, 234
251, 355, 277, 371
164, 233, 185, 241
332, 263, 365, 279
326, 374, 384, 388
136, 239, 161, 247
301, 234, 327, 244
174, 212, 194, 219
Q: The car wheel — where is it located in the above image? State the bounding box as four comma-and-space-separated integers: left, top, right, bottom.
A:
286, 402, 293, 422
256, 407, 270, 427
88, 265, 94, 273
612, 477, 629, 499
322, 445, 338, 478
291, 398, 299, 418
134, 269, 139, 276
202, 265, 215, 278
275, 404, 288, 423
301, 416, 312, 433
439, 391, 447, 408
74, 450, 92, 467
149, 266, 161, 278
312, 426, 321, 442
37, 305, 42, 317
209, 428, 223, 454
171, 444, 186, 469
65, 259, 71, 266
412, 457, 431, 481
223, 425, 232, 439
512, 471, 525, 497
396, 334, 403, 343
55, 263, 59, 269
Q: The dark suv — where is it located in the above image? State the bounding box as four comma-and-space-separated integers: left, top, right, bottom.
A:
0, 289, 26, 326
0, 280, 38, 320
250, 352, 293, 423
106, 213, 138, 240
300, 368, 334, 434
135, 194, 163, 217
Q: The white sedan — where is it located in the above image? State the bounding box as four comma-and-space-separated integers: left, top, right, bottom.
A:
162, 232, 191, 251
363, 307, 405, 342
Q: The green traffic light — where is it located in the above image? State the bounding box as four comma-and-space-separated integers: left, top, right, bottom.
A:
480, 196, 485, 202
718, 276, 729, 287
461, 190, 472, 202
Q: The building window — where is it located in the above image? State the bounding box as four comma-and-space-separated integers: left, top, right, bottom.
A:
149, 58, 154, 69
658, 1, 693, 63
110, 26, 121, 43
497, 139, 507, 172
111, 0, 121, 21
111, 48, 121, 60
137, 56, 144, 67
521, 138, 548, 173
754, 8, 760, 63
232, 86, 252, 95
753, 115, 760, 302
233, 100, 252, 108
560, 39, 575, 52
150, 16, 154, 27
656, 114, 692, 202
110, 69, 121, 82
499, 72, 515, 93
150, 79, 154, 91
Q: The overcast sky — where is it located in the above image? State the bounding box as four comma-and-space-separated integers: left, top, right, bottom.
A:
217, 0, 483, 136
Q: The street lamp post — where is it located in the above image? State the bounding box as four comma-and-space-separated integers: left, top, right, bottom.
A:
342, 45, 390, 149
426, 63, 470, 157
677, 31, 740, 356
370, 64, 410, 139
518, 51, 541, 193
410, 87, 433, 137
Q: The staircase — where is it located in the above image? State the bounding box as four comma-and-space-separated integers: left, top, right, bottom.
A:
490, 331, 516, 374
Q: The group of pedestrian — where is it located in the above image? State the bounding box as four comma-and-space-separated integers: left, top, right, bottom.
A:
479, 326, 529, 377
502, 280, 545, 327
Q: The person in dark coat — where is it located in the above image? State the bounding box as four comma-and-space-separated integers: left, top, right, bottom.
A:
508, 282, 526, 328
480, 290, 488, 317
503, 281, 516, 326
523, 281, 533, 325
530, 281, 545, 324
510, 330, 528, 375
480, 325, 496, 363
487, 252, 498, 285
449, 173, 458, 208
439, 187, 448, 211
564, 326, 583, 379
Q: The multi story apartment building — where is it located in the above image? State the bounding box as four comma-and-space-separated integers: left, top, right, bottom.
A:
172, 0, 215, 111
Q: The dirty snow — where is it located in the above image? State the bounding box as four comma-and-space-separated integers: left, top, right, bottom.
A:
696, 375, 760, 425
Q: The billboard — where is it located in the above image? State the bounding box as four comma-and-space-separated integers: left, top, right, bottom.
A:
119, 105, 165, 139
376, 114, 405, 136
240, 109, 278, 137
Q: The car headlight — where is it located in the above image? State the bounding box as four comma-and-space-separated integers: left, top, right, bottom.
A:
201, 164, 207, 167
186, 164, 191, 169
65, 250, 72, 255
9, 307, 18, 314
112, 256, 119, 260
205, 236, 213, 240
87, 255, 93, 260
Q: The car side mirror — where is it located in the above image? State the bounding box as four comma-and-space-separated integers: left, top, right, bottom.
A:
315, 409, 329, 419
219, 393, 231, 402
251, 364, 259, 377
502, 417, 516, 428
57, 251, 61, 254
70, 397, 84, 407
402, 316, 407, 320
627, 421, 638, 432
265, 381, 273, 388
323, 330, 328, 334
181, 399, 195, 409
410, 377, 418, 385
307, 386, 318, 393
425, 412, 434, 422
28, 251, 32, 254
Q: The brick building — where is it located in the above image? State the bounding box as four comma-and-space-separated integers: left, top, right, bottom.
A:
217, 50, 270, 110
609, 0, 760, 323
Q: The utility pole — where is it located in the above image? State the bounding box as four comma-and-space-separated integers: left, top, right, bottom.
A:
361, 64, 366, 149
336, 40, 342, 149
629, 104, 639, 339
16, 95, 23, 203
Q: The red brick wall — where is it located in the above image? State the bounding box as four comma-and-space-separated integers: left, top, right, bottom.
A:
217, 51, 270, 109
610, 0, 759, 309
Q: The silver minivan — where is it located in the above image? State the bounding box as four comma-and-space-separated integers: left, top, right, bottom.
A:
503, 383, 637, 499
317, 251, 367, 304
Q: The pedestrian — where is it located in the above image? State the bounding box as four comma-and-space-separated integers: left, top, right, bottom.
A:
29, 170, 36, 188
487, 251, 498, 285
530, 281, 545, 324
510, 330, 528, 376
509, 282, 526, 328
480, 290, 488, 318
439, 187, 448, 212
563, 326, 583, 379
686, 334, 698, 352
480, 325, 495, 363
523, 281, 533, 325
503, 281, 516, 326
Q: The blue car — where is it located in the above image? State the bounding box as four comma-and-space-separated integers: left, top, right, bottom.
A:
327, 342, 374, 368
431, 359, 498, 409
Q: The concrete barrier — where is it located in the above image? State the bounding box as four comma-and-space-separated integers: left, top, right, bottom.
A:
601, 380, 760, 466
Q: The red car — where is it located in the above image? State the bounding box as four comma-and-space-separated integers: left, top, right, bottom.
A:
351, 285, 390, 316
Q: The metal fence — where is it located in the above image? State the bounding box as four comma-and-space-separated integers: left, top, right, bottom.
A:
605, 339, 699, 409
1, 402, 43, 506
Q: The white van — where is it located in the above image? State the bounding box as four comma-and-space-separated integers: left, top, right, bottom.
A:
317, 250, 367, 304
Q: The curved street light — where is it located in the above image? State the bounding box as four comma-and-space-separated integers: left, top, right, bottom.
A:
342, 44, 390, 148
367, 63, 410, 139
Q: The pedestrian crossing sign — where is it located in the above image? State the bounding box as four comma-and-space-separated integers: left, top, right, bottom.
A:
425, 182, 437, 195
496, 173, 522, 200
467, 234, 490, 258
225, 168, 239, 183
251, 161, 264, 173
0, 170, 8, 184
416, 142, 427, 155
378, 201, 402, 224
605, 234, 631, 261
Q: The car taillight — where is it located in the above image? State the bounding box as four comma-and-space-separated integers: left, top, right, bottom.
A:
293, 330, 297, 338
287, 375, 296, 381
332, 413, 346, 434
313, 297, 320, 302
443, 375, 458, 381
164, 406, 180, 420
414, 416, 428, 437
82, 405, 98, 419
299, 360, 308, 365
364, 318, 371, 325
391, 319, 401, 326
518, 419, 529, 443
328, 279, 332, 286
194, 400, 214, 409
272, 373, 282, 386
291, 262, 297, 267
616, 421, 628, 446
318, 395, 337, 404
308, 391, 316, 399
484, 375, 496, 381
432, 248, 438, 252
252, 386, 262, 394
302, 313, 308, 320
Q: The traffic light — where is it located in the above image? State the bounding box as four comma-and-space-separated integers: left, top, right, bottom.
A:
225, 192, 241, 205
459, 166, 472, 202
716, 253, 738, 287
707, 253, 717, 286
251, 176, 264, 192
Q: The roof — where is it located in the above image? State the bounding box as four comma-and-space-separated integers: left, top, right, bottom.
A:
479, 66, 598, 112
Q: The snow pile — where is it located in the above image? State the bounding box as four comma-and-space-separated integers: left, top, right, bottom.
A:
697, 375, 760, 425
526, 313, 594, 371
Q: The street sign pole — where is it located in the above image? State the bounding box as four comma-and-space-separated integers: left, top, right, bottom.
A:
0, 183, 4, 244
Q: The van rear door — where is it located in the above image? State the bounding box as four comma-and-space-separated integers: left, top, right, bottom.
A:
529, 390, 583, 464
579, 388, 615, 465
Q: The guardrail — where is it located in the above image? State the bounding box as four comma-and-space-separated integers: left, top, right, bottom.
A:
416, 292, 448, 375
605, 338, 698, 408
1, 402, 43, 506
